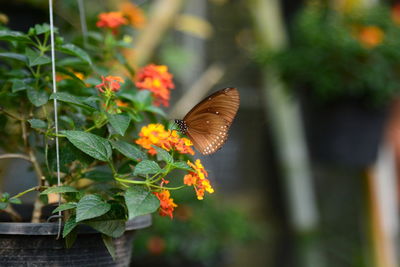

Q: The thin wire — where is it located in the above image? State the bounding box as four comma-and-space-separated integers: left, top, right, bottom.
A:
77, 0, 87, 47
49, 0, 62, 240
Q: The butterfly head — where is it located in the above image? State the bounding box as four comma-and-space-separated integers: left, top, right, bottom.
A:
174, 119, 188, 134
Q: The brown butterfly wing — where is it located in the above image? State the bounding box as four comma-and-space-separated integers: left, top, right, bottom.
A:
183, 87, 240, 125
183, 88, 240, 155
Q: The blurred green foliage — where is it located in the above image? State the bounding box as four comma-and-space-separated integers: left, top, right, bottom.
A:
267, 4, 400, 105
132, 188, 264, 267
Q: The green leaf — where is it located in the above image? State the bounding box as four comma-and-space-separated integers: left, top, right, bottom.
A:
152, 146, 173, 163
65, 228, 77, 249
0, 52, 27, 63
52, 202, 77, 213
128, 111, 143, 123
50, 92, 96, 111
76, 195, 111, 222
102, 234, 116, 260
0, 202, 8, 210
144, 106, 166, 117
172, 161, 192, 171
63, 130, 112, 162
84, 170, 114, 182
133, 160, 161, 176
63, 216, 78, 238
57, 43, 92, 65
111, 140, 146, 161
107, 113, 130, 136
9, 198, 22, 204
11, 80, 30, 93
133, 90, 152, 109
125, 186, 159, 219
28, 119, 47, 129
25, 48, 51, 67
39, 194, 48, 205
86, 219, 125, 238
27, 88, 48, 107
0, 30, 30, 42
34, 24, 51, 35
41, 185, 78, 195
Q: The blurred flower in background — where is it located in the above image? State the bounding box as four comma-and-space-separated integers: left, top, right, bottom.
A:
96, 11, 128, 33
119, 1, 146, 28
356, 25, 384, 48
135, 64, 175, 107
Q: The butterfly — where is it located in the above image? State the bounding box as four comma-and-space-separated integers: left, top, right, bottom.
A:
175, 87, 240, 155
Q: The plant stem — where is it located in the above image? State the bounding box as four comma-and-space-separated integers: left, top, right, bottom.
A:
4, 205, 22, 222
21, 117, 46, 223
47, 132, 66, 138
0, 107, 23, 121
115, 177, 147, 184
10, 186, 47, 200
115, 177, 184, 190
0, 153, 31, 162
108, 161, 117, 176
84, 120, 107, 132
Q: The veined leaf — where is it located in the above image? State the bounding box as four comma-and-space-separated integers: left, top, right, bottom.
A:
76, 195, 111, 222
63, 131, 112, 162
125, 186, 159, 219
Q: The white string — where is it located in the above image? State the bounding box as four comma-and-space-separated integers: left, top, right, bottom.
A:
77, 0, 87, 46
48, 0, 62, 239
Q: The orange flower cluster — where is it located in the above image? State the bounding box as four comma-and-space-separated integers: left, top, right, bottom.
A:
119, 1, 146, 28
135, 64, 175, 107
154, 190, 177, 218
96, 75, 124, 93
357, 26, 384, 49
96, 12, 128, 31
135, 124, 194, 155
184, 159, 214, 200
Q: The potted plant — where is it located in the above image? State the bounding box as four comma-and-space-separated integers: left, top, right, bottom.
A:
268, 4, 400, 166
0, 3, 215, 265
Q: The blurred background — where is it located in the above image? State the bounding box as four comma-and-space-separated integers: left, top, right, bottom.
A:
1, 0, 400, 266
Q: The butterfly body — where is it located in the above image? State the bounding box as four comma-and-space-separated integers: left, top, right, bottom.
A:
175, 87, 240, 155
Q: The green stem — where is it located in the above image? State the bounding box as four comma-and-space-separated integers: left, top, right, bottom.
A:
150, 184, 185, 190
108, 161, 117, 176
47, 132, 66, 138
85, 120, 107, 132
115, 177, 184, 190
10, 186, 47, 200
115, 177, 146, 184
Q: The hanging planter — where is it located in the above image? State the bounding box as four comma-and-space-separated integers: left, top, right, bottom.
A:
0, 214, 151, 266
300, 97, 388, 167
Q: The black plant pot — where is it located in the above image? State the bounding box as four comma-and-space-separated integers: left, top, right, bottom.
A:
0, 214, 151, 266
300, 97, 389, 167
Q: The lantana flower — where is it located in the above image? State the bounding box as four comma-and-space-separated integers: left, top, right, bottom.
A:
357, 25, 384, 49
135, 123, 194, 155
135, 64, 175, 107
184, 159, 214, 200
96, 75, 124, 94
153, 190, 177, 218
96, 12, 128, 32
119, 1, 146, 28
